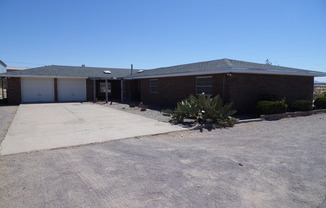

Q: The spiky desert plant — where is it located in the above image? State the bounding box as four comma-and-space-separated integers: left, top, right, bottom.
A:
170, 94, 237, 127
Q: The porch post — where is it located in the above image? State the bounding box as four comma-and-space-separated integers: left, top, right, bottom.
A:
5, 78, 8, 99
1, 78, 3, 99
121, 80, 124, 102
93, 79, 96, 102
105, 79, 108, 103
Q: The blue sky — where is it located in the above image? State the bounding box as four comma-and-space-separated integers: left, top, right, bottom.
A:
1, 0, 326, 81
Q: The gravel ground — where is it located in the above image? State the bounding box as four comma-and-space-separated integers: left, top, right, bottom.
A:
0, 105, 18, 144
0, 110, 325, 208
101, 102, 259, 124
102, 102, 172, 123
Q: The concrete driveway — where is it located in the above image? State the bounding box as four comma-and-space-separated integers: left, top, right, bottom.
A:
0, 103, 184, 155
0, 113, 325, 208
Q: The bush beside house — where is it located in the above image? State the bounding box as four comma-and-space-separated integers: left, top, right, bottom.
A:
167, 94, 237, 127
313, 92, 326, 109
314, 97, 326, 109
256, 92, 326, 118
256, 94, 287, 115
256, 100, 287, 115
290, 100, 312, 111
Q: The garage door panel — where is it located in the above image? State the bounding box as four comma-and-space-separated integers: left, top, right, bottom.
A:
58, 79, 86, 102
21, 78, 55, 103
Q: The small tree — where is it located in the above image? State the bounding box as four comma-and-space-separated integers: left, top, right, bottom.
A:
265, 59, 272, 65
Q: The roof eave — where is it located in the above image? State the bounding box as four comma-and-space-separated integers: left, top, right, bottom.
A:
0, 75, 88, 79
0, 74, 126, 79
124, 68, 326, 79
0, 60, 7, 67
88, 77, 124, 80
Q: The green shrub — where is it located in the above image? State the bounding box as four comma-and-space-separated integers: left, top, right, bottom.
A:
314, 97, 326, 109
256, 100, 287, 115
170, 94, 237, 126
290, 100, 312, 111
171, 95, 198, 123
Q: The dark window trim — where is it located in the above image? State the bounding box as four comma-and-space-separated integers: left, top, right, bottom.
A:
149, 79, 159, 93
196, 76, 213, 96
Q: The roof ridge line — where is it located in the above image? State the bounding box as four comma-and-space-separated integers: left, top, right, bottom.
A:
44, 65, 143, 71
149, 58, 228, 70
223, 59, 233, 67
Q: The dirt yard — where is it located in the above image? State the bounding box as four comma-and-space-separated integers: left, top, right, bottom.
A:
0, 105, 18, 144
0, 106, 325, 207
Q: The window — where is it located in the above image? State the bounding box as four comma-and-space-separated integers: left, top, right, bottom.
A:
196, 76, 213, 95
100, 82, 111, 93
150, 79, 159, 93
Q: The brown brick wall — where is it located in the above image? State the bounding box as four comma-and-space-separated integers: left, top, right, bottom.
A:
125, 80, 140, 101
139, 74, 225, 106
124, 80, 131, 101
140, 76, 194, 106
7, 77, 21, 105
86, 79, 94, 102
139, 73, 314, 114
228, 74, 314, 113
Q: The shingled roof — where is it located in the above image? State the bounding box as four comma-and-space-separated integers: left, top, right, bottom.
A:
125, 58, 326, 79
1, 59, 325, 79
0, 65, 139, 79
0, 60, 6, 67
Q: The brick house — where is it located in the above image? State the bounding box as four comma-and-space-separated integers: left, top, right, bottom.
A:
1, 59, 326, 113
1, 65, 140, 105
124, 59, 326, 113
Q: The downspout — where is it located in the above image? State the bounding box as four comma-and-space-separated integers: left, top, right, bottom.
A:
1, 78, 3, 99
105, 79, 108, 103
226, 73, 232, 102
93, 79, 96, 102
121, 79, 124, 102
5, 77, 8, 99
222, 74, 225, 100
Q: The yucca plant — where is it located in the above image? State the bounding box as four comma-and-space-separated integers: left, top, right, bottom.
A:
171, 95, 197, 122
212, 95, 237, 122
170, 94, 237, 127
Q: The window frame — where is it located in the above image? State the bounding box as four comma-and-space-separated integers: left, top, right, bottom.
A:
149, 79, 159, 94
99, 82, 111, 94
196, 76, 213, 96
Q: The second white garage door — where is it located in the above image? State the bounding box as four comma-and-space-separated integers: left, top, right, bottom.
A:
57, 78, 86, 102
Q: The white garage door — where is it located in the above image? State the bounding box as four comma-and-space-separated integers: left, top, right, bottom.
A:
58, 78, 86, 102
21, 78, 55, 103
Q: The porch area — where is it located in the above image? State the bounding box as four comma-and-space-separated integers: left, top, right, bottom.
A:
91, 79, 140, 104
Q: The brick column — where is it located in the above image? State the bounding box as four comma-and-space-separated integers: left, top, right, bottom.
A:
7, 77, 22, 105
86, 79, 95, 102
54, 78, 58, 102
